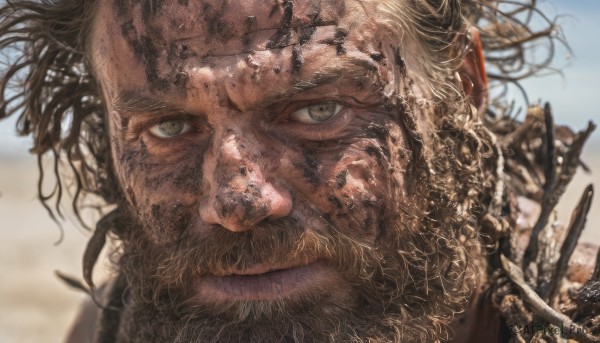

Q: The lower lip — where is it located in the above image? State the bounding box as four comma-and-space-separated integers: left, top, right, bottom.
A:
193, 263, 330, 302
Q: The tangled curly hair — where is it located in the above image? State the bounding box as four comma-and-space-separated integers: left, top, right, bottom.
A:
2, 1, 583, 341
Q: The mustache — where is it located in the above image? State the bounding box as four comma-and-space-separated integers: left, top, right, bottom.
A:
122, 214, 384, 293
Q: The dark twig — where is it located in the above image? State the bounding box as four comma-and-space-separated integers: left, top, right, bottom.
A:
551, 122, 596, 202
546, 185, 594, 303
501, 255, 600, 343
523, 103, 556, 275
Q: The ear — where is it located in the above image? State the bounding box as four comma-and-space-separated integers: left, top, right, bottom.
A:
459, 27, 488, 115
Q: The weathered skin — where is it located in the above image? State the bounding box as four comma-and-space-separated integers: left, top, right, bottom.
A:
93, 0, 407, 244
92, 0, 413, 300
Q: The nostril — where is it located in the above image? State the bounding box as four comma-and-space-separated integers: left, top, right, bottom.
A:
263, 182, 293, 219
199, 179, 292, 233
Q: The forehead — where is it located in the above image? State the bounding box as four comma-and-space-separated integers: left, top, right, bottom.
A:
91, 0, 388, 106
109, 0, 358, 52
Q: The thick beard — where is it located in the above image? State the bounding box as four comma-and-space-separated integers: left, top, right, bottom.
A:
115, 188, 479, 343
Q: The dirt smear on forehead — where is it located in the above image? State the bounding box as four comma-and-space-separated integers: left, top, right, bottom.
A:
108, 0, 357, 91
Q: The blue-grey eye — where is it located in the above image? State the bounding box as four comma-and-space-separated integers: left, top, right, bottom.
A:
290, 102, 342, 124
149, 120, 192, 138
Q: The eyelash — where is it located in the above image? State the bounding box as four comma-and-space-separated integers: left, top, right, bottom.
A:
130, 114, 198, 138
129, 99, 358, 143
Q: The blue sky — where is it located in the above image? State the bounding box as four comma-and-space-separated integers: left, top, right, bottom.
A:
0, 0, 599, 155
519, 1, 600, 136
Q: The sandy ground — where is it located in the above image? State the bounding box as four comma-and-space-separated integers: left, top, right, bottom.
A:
0, 151, 599, 343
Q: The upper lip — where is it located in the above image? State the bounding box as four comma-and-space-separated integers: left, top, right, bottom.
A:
213, 257, 318, 276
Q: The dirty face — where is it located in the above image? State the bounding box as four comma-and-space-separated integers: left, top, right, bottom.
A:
90, 0, 474, 341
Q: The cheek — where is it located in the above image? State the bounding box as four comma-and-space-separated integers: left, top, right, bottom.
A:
111, 133, 209, 242
286, 120, 408, 240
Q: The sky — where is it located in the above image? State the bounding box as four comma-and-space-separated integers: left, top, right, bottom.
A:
519, 0, 600, 138
0, 0, 599, 156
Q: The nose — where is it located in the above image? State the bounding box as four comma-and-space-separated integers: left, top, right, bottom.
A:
199, 132, 293, 232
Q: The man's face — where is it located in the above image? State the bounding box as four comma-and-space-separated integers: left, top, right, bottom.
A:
90, 0, 475, 341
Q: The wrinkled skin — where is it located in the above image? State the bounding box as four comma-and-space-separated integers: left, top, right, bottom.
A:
89, 0, 480, 342
94, 0, 407, 245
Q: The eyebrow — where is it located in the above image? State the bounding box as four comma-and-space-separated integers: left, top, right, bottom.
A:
113, 91, 187, 116
113, 57, 380, 115
257, 58, 381, 109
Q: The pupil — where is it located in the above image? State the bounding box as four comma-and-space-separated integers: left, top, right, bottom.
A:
158, 121, 184, 136
308, 102, 336, 121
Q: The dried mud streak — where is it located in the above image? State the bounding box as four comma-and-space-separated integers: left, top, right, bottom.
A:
141, 0, 165, 24
365, 146, 383, 165
333, 28, 347, 55
202, 2, 234, 41
121, 20, 137, 43
243, 16, 257, 47
268, 2, 280, 18
394, 47, 407, 76
167, 43, 193, 90
266, 0, 294, 49
119, 18, 171, 90
291, 45, 303, 74
365, 123, 390, 141
242, 183, 268, 220
327, 195, 343, 209
139, 36, 170, 91
302, 150, 320, 187
167, 44, 193, 66
298, 12, 322, 45
335, 169, 348, 188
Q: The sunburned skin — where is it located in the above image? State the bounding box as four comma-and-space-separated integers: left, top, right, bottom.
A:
88, 0, 474, 340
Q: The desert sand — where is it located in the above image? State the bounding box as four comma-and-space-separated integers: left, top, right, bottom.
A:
0, 151, 598, 343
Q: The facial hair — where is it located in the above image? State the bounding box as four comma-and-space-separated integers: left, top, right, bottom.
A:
115, 191, 479, 343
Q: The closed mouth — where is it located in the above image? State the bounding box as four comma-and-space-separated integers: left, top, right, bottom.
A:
193, 262, 332, 302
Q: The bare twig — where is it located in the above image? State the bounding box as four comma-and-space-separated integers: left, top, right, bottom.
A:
523, 103, 556, 276
547, 185, 594, 303
501, 255, 600, 343
533, 212, 561, 301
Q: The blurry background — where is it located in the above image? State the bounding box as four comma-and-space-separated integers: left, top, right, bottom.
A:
1, 0, 599, 342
